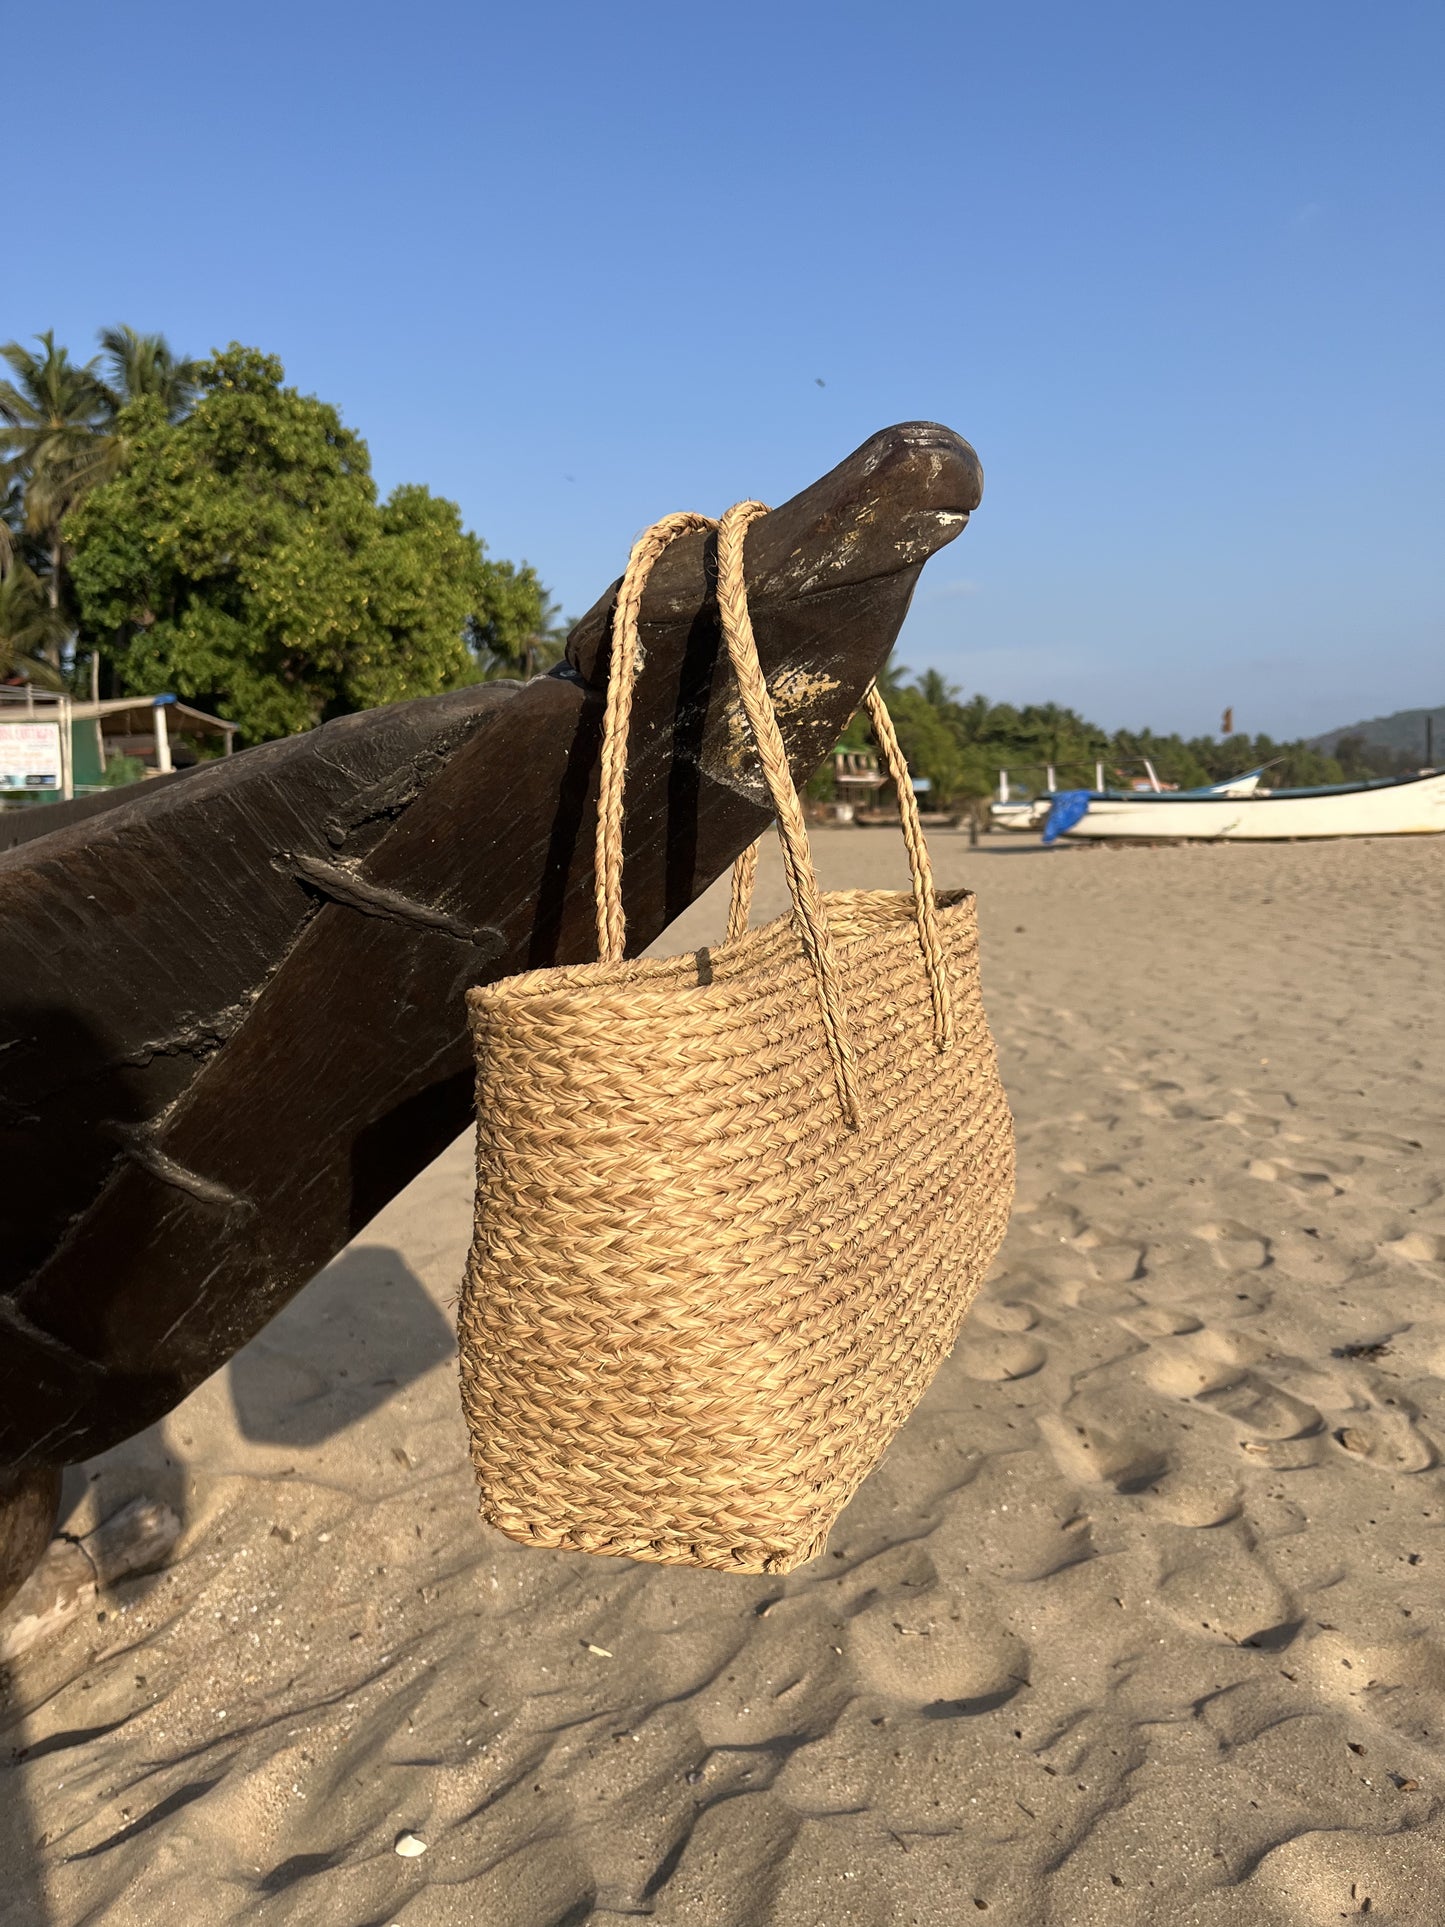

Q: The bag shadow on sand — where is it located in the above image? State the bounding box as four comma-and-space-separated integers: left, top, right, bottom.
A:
227, 1244, 456, 1450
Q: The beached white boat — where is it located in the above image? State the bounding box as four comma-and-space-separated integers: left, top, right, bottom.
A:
993, 767, 1264, 833
1047, 768, 1445, 842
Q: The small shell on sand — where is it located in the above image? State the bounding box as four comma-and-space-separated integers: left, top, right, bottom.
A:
393, 1831, 428, 1858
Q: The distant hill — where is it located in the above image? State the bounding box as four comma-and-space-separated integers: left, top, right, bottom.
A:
1309, 704, 1445, 758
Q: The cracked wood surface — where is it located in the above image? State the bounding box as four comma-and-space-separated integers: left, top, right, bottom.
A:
0, 422, 982, 1468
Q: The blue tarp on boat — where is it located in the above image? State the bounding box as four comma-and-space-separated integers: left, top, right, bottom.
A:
1042, 790, 1092, 843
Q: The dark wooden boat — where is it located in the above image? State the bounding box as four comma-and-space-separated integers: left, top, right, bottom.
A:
0, 422, 983, 1600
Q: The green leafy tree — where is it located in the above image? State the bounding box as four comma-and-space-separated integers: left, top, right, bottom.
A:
885, 679, 969, 804
66, 345, 548, 739
1329, 731, 1413, 780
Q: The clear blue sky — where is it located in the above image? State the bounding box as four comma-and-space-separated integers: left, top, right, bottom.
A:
9, 1, 1441, 738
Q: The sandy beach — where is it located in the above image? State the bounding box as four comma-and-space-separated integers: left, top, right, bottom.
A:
3, 827, 1443, 1927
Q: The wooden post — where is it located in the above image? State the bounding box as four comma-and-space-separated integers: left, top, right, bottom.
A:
59, 696, 74, 802
153, 699, 173, 775
91, 652, 106, 774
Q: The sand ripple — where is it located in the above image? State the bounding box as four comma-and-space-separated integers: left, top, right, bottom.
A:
3, 833, 1443, 1925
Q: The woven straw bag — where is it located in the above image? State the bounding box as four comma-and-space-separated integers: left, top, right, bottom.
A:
459, 501, 1014, 1574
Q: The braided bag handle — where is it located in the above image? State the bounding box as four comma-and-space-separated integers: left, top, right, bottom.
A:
594, 500, 954, 1129
726, 680, 955, 1055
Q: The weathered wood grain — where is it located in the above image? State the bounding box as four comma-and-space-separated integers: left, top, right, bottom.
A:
0, 422, 982, 1470
0, 1497, 181, 1661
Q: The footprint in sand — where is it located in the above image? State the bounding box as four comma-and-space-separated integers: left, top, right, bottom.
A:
1331, 1407, 1439, 1474
956, 1330, 1047, 1382
1287, 1170, 1346, 1197
1140, 1331, 1326, 1447
1243, 1824, 1445, 1924
1058, 1277, 1147, 1315
1155, 1530, 1296, 1643
1385, 1172, 1445, 1212
846, 1584, 1030, 1709
1249, 1159, 1348, 1198
1288, 1620, 1445, 1735
1117, 1303, 1203, 1339
1382, 1230, 1445, 1266
1073, 1234, 1146, 1283
1344, 1127, 1427, 1156
1295, 1145, 1365, 1174
1024, 1204, 1088, 1243
1147, 1470, 1245, 1528
973, 1299, 1039, 1334
1138, 1080, 1198, 1119
1197, 1373, 1324, 1442
1224, 1109, 1283, 1140
1143, 1329, 1260, 1400
1036, 1412, 1169, 1493
1193, 1220, 1272, 1271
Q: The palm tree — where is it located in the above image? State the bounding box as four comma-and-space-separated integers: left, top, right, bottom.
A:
0, 469, 20, 577
0, 333, 111, 658
917, 666, 963, 712
98, 325, 198, 419
477, 592, 572, 680
0, 326, 197, 676
520, 592, 572, 678
0, 561, 67, 688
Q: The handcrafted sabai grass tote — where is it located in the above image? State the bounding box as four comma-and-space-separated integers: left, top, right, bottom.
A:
458, 501, 1014, 1574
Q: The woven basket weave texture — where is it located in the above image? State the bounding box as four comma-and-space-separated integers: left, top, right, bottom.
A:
459, 496, 1013, 1574
460, 886, 1014, 1573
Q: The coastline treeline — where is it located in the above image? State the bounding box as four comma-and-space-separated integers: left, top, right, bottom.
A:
840, 666, 1421, 807
0, 330, 563, 742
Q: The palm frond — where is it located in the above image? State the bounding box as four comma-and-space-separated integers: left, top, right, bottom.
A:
98, 324, 198, 420
0, 334, 118, 599
0, 561, 68, 687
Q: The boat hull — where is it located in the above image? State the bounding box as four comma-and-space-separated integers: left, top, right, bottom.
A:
1055, 772, 1445, 840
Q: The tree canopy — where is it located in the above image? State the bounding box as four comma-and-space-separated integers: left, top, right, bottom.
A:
825, 662, 1370, 808
64, 345, 552, 739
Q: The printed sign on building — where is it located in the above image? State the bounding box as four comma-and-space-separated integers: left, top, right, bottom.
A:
0, 720, 63, 791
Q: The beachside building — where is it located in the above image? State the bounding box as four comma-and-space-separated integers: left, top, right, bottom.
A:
828, 746, 887, 822
0, 685, 237, 809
